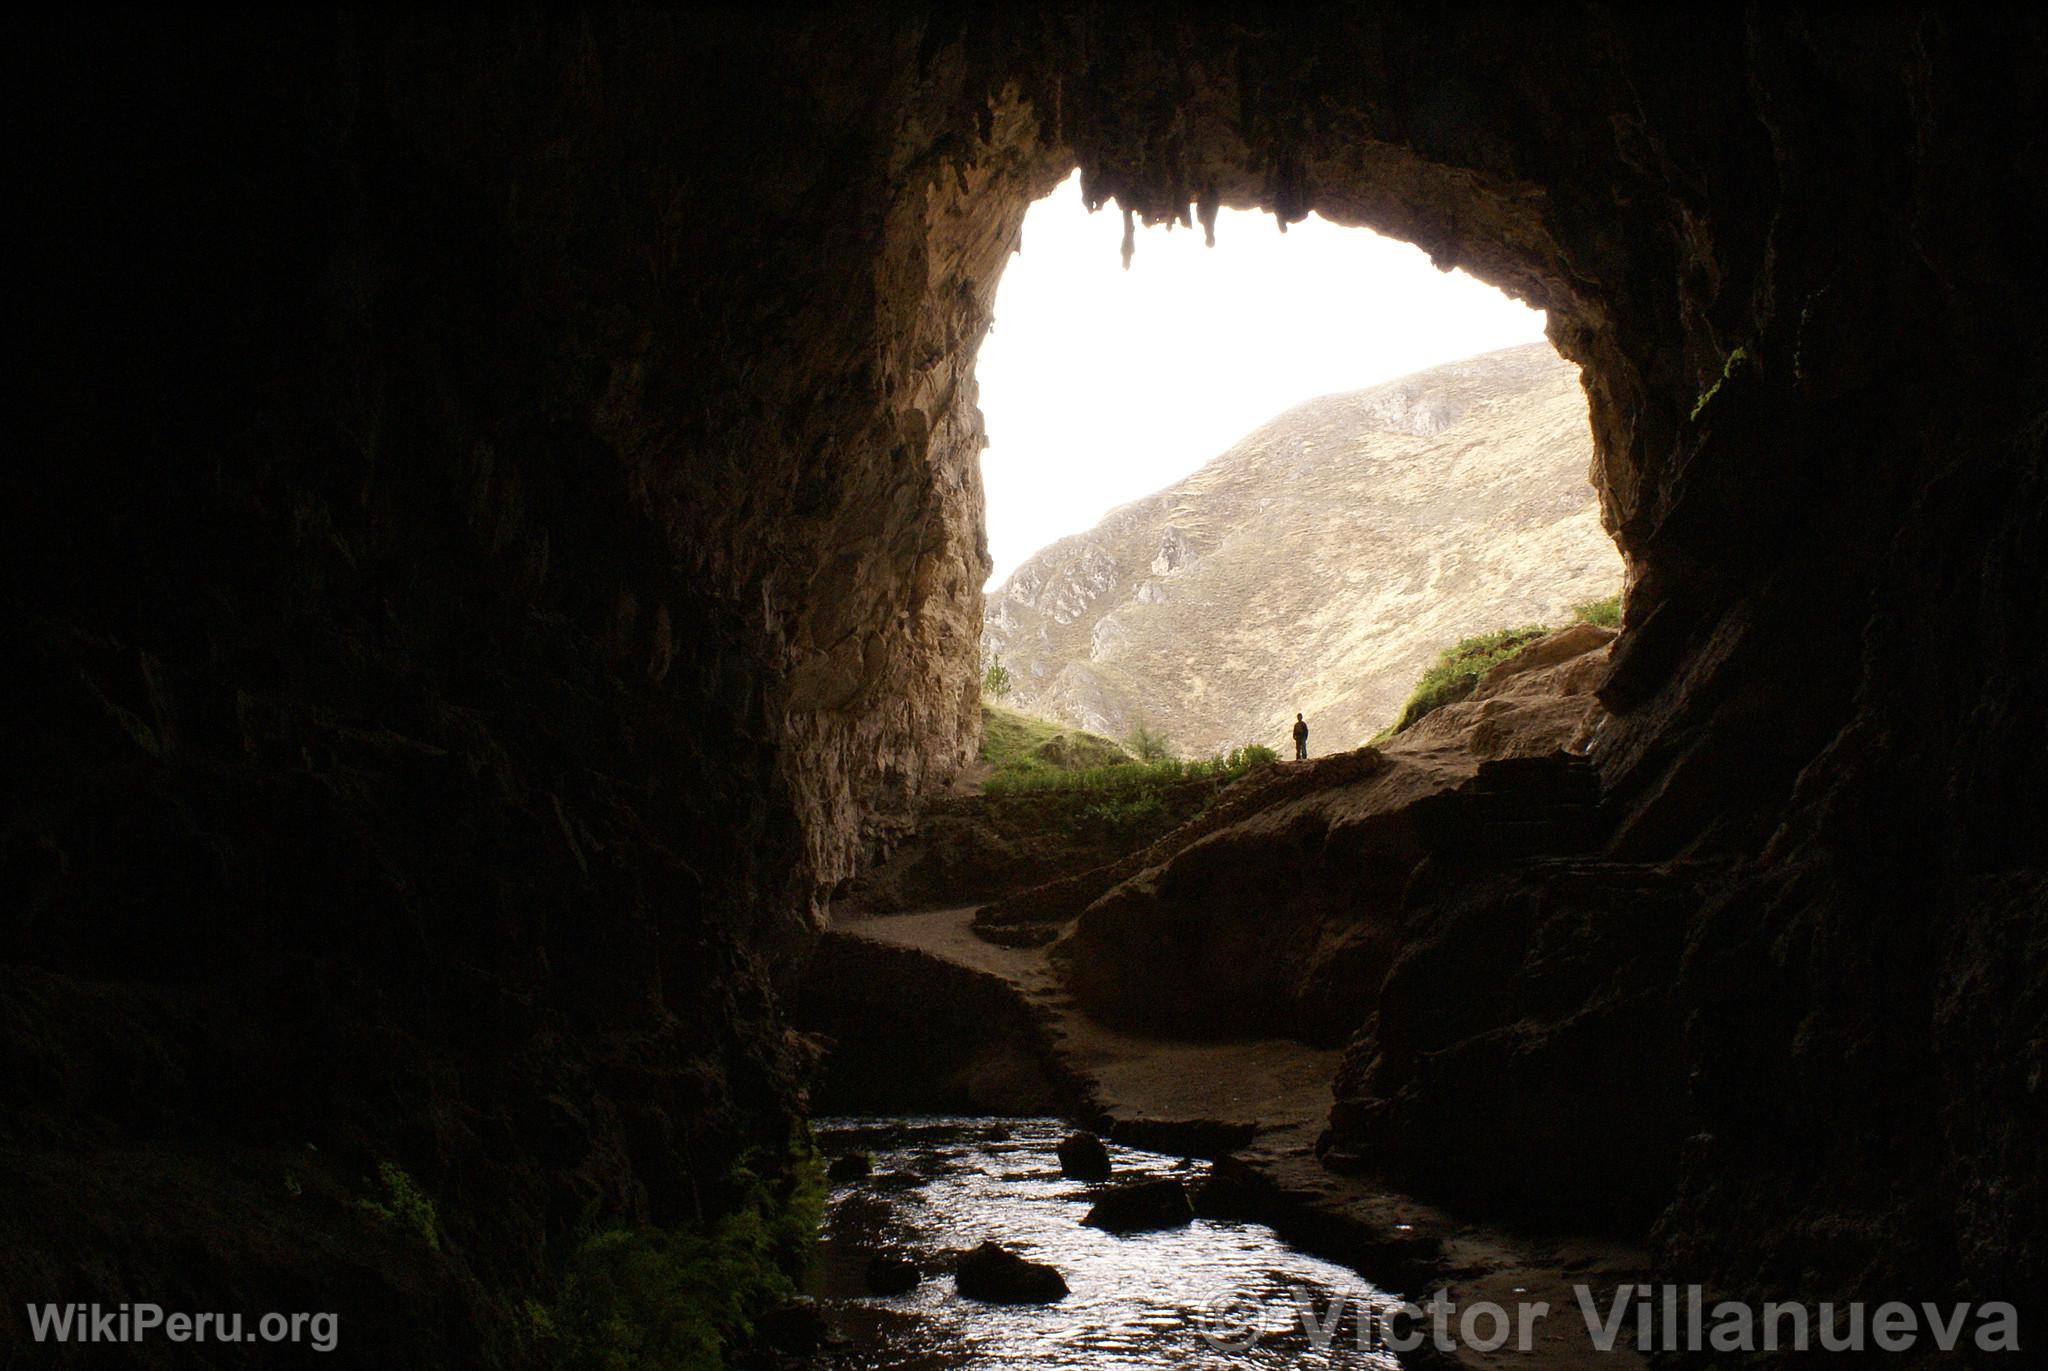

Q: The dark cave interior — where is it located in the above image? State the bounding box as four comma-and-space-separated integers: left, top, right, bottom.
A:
3, 6, 2043, 1365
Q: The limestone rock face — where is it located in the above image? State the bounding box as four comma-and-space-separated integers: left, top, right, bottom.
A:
7, 4, 2045, 1348
983, 346, 1622, 753
1404, 622, 1618, 758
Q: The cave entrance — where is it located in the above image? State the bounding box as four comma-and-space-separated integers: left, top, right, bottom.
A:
973, 173, 1625, 758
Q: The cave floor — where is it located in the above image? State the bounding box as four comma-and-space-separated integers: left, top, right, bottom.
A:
833, 904, 1650, 1370
841, 906, 1344, 1131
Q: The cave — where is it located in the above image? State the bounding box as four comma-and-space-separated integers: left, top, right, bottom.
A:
5, 7, 2042, 1366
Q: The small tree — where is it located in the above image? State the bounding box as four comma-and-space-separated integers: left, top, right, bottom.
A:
981, 653, 1013, 699
1127, 721, 1174, 762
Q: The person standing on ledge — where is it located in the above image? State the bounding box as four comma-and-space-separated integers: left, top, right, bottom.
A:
1293, 712, 1309, 761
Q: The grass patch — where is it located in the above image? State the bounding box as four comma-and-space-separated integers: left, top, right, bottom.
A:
982, 744, 1276, 798
980, 702, 1132, 787
979, 702, 1067, 768
983, 743, 1278, 837
977, 706, 1275, 839
1570, 593, 1621, 628
1379, 624, 1553, 738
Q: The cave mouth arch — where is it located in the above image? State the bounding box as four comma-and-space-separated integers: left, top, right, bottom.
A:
828, 14, 2043, 1302
856, 4, 1815, 865
858, 59, 1674, 853
967, 171, 1623, 756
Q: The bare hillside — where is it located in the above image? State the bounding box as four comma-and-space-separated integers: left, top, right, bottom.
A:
981, 344, 1622, 754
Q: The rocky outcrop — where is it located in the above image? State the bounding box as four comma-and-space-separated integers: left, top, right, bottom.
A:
1059, 628, 1617, 1046
976, 747, 1388, 934
1326, 852, 1702, 1235
790, 933, 1085, 1117
7, 4, 2045, 1353
1404, 621, 1617, 756
983, 345, 1622, 752
836, 774, 1221, 915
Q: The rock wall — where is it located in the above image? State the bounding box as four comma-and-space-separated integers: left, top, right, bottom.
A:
5, 3, 2044, 1354
793, 934, 1084, 1117
1061, 628, 1616, 1049
1020, 6, 2045, 1316
3, 9, 1034, 1348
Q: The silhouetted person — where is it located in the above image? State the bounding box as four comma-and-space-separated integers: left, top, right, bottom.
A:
1292, 713, 1309, 760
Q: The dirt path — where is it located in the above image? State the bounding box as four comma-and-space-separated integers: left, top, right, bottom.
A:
833, 904, 1649, 1371
839, 906, 1342, 1136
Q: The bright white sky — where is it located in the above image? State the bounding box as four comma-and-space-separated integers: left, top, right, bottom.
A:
977, 172, 1551, 588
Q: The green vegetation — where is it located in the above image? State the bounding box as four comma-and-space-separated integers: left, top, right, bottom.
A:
532, 1138, 825, 1371
1373, 591, 1621, 742
1377, 624, 1554, 740
979, 701, 1273, 835
981, 653, 1013, 699
1570, 592, 1622, 628
354, 1161, 441, 1251
1074, 790, 1167, 835
1689, 345, 1751, 422
987, 745, 1278, 838
1125, 721, 1174, 762
982, 744, 1277, 800
980, 702, 1132, 786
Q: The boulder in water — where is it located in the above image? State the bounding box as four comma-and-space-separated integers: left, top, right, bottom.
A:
955, 1241, 1069, 1303
864, 1254, 921, 1295
1082, 1178, 1196, 1233
1056, 1130, 1112, 1181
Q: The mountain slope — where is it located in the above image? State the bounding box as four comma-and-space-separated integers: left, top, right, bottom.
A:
981, 344, 1622, 754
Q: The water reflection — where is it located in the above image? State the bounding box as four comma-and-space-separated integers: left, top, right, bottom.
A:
816, 1117, 1404, 1369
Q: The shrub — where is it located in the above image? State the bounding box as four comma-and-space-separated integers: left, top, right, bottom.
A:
1384, 624, 1552, 735
353, 1161, 441, 1251
981, 654, 1013, 699
540, 1138, 825, 1371
977, 702, 1273, 842
1570, 593, 1621, 628
1126, 721, 1175, 762
1077, 790, 1166, 835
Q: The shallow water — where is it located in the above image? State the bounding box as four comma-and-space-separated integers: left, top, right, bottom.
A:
815, 1117, 1407, 1369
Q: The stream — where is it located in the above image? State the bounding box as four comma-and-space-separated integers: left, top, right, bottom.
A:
814, 1116, 1408, 1369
